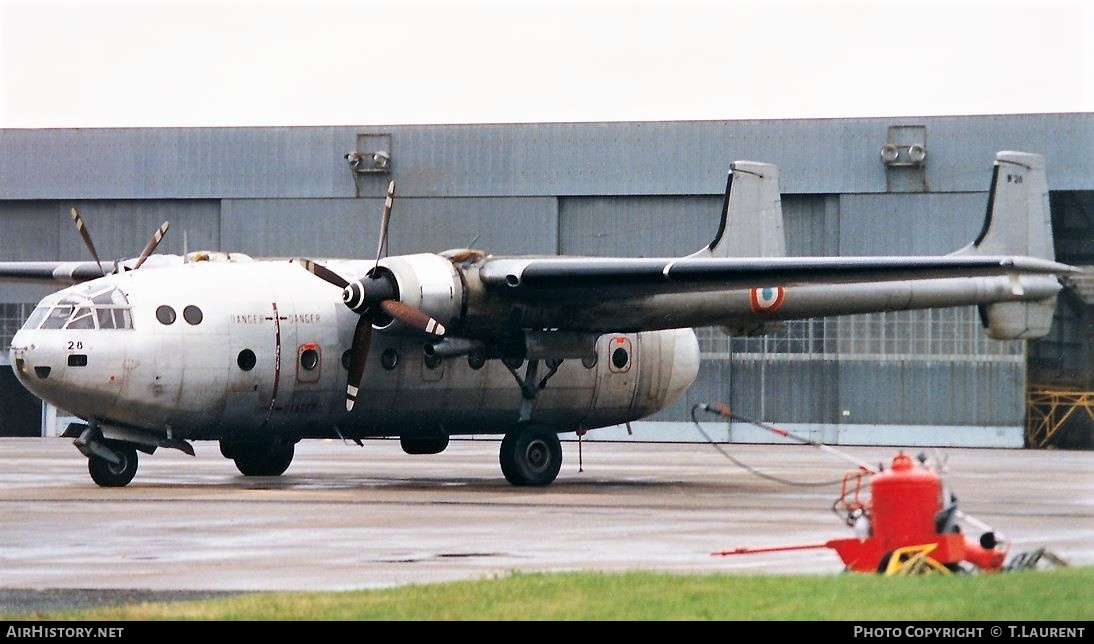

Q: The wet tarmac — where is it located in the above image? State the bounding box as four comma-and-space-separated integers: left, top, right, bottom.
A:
1, 437, 1090, 611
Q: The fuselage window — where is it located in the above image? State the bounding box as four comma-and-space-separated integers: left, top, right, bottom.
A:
156, 305, 176, 325
467, 350, 486, 370
381, 348, 399, 370
611, 347, 629, 370
237, 349, 257, 371
183, 305, 203, 325
300, 348, 319, 371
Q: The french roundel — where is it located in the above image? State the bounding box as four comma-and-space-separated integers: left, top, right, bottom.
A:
749, 287, 786, 314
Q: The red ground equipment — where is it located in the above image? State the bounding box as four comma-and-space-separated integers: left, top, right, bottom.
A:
714, 452, 1008, 574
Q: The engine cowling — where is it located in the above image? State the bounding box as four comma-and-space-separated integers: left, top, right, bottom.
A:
368, 253, 464, 334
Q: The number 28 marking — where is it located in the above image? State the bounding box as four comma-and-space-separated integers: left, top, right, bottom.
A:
67, 340, 83, 350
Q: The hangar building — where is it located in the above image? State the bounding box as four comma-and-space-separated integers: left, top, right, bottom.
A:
1, 114, 1091, 446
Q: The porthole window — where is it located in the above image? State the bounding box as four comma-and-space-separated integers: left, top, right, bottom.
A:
183, 305, 203, 325
237, 349, 257, 371
156, 305, 176, 325
300, 348, 319, 371
612, 347, 629, 370
341, 350, 352, 370
467, 350, 486, 370
381, 348, 399, 370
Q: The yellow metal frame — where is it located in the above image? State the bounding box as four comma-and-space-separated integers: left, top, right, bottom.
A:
882, 544, 952, 576
1026, 388, 1094, 448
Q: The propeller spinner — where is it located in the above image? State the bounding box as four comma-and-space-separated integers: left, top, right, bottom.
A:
299, 180, 446, 411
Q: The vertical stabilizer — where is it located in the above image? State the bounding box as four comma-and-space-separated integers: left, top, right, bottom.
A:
961, 151, 1054, 260
957, 151, 1059, 339
690, 161, 786, 259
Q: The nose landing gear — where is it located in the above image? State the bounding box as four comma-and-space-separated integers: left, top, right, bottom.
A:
87, 445, 138, 487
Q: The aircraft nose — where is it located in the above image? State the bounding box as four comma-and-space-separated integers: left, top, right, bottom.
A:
10, 332, 54, 383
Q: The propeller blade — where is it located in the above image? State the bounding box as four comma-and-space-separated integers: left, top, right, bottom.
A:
70, 208, 106, 276
380, 299, 446, 337
298, 259, 350, 289
345, 316, 373, 412
133, 221, 170, 270
374, 180, 395, 271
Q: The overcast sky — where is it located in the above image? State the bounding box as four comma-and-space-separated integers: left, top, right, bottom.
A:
1, 0, 1091, 128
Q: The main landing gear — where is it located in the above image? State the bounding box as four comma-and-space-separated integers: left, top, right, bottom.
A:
499, 423, 563, 486
221, 439, 296, 477
498, 358, 566, 486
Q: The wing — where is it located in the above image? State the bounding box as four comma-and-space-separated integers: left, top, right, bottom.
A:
479, 255, 1073, 301
0, 261, 119, 286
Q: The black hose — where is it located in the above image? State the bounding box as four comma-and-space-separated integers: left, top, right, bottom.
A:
691, 403, 844, 487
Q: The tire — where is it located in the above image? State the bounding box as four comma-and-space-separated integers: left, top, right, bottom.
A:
400, 436, 450, 455
233, 442, 294, 476
219, 440, 239, 460
88, 445, 138, 487
499, 425, 562, 487
876, 551, 895, 574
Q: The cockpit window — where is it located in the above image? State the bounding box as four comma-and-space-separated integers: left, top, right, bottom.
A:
68, 307, 96, 329
41, 306, 74, 330
96, 308, 132, 330
22, 306, 48, 330
29, 284, 133, 331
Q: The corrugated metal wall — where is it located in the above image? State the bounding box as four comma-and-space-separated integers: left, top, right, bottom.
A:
2, 114, 1091, 200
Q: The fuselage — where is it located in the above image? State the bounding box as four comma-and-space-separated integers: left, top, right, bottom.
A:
9, 255, 701, 443
8, 251, 1063, 445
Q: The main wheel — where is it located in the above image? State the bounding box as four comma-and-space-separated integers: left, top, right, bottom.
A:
233, 442, 295, 476
400, 436, 450, 455
88, 445, 139, 487
499, 425, 562, 487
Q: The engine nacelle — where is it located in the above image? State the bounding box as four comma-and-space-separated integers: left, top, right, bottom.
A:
375, 253, 464, 334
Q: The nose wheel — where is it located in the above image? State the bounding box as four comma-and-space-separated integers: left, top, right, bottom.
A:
88, 445, 138, 487
499, 424, 563, 486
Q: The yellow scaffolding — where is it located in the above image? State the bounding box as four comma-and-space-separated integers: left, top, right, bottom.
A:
1026, 388, 1094, 448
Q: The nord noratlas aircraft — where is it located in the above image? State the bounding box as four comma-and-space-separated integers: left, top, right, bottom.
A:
0, 151, 1077, 487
